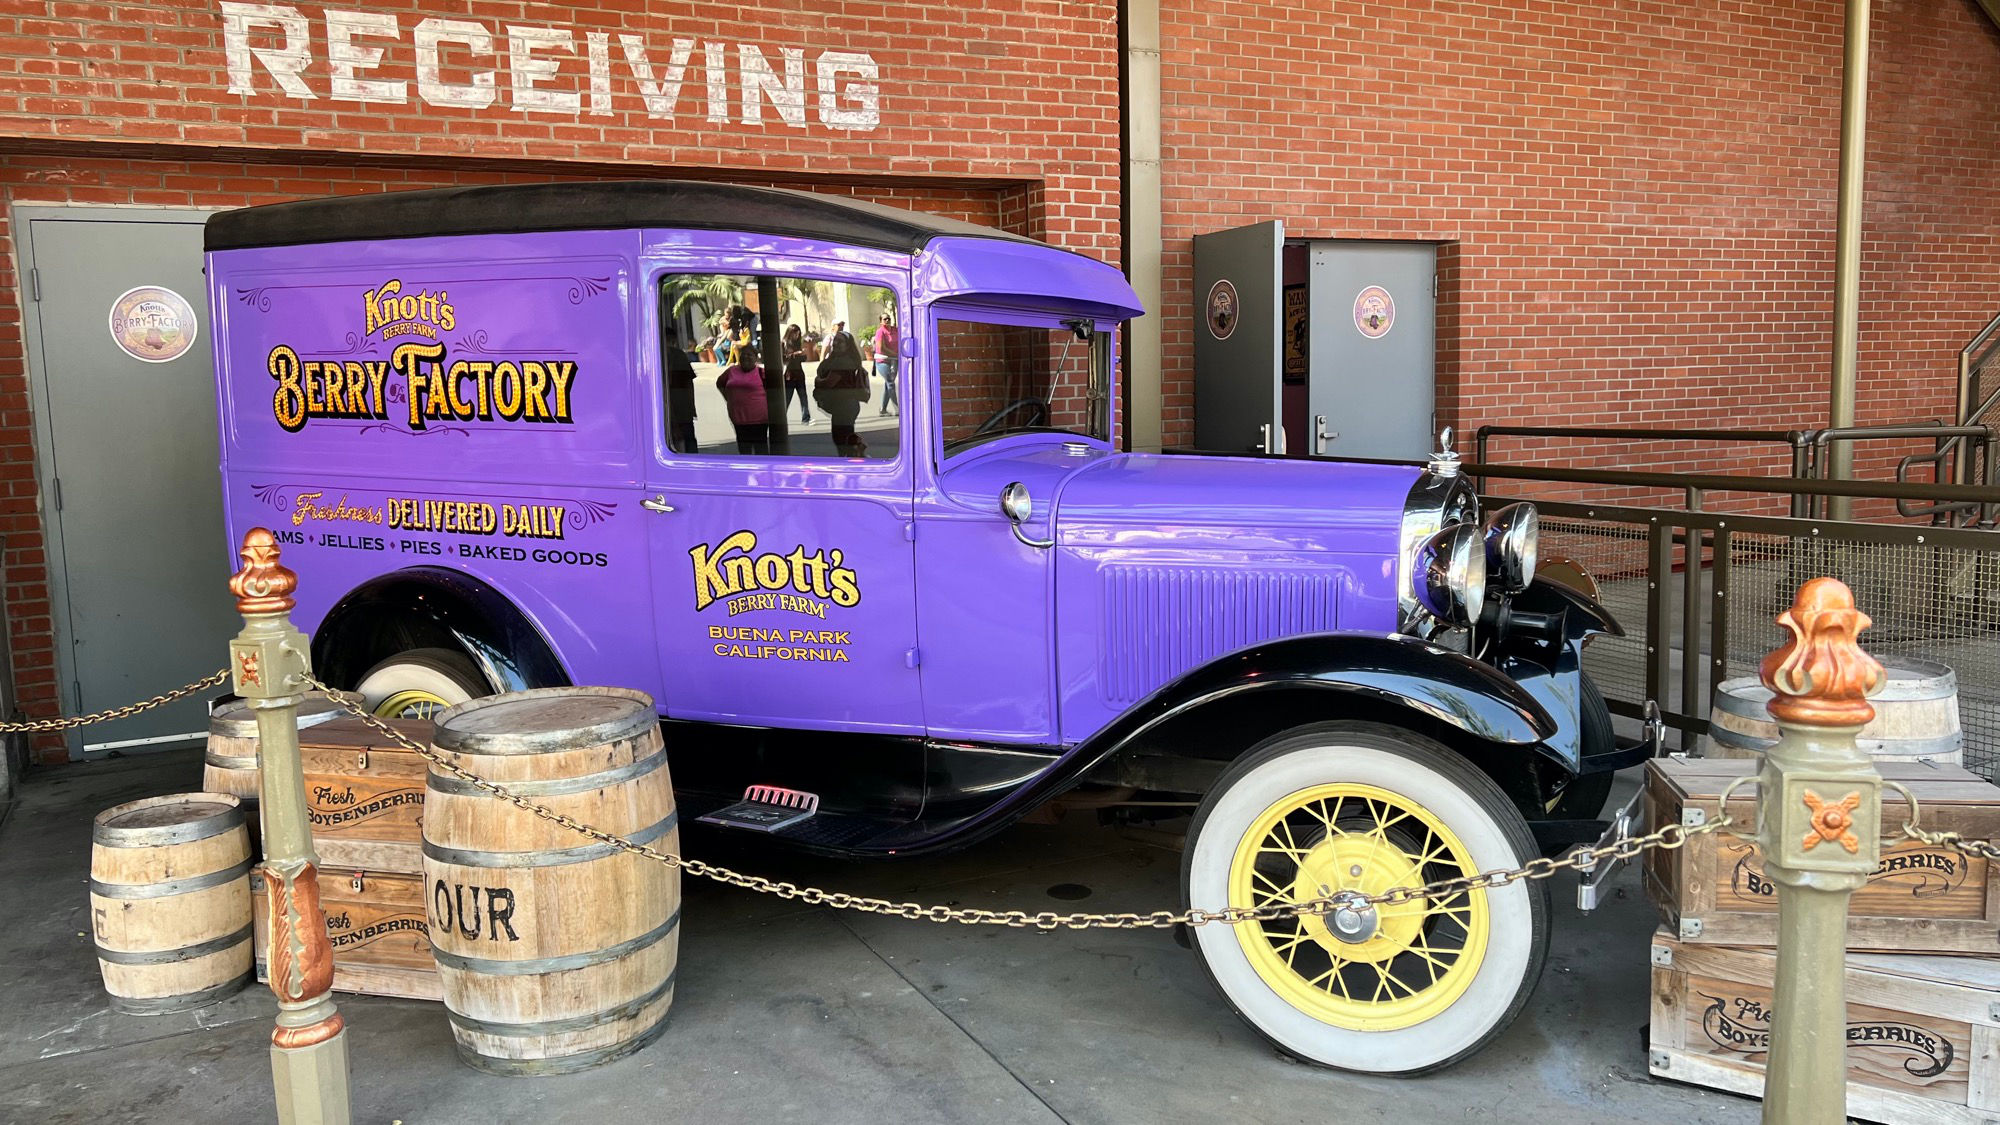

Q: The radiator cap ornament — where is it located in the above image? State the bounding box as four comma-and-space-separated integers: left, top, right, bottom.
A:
1429, 426, 1461, 478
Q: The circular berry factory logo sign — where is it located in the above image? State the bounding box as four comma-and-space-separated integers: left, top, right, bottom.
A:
108, 285, 198, 363
1205, 279, 1239, 341
1353, 285, 1395, 339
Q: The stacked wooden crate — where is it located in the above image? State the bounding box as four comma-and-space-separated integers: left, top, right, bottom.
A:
1643, 756, 2000, 1123
249, 715, 439, 1002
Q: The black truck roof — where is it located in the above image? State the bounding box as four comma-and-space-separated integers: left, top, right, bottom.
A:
204, 179, 1042, 255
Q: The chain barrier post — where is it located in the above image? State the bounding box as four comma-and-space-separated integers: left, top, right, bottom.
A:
229, 529, 351, 1125
1755, 577, 1885, 1124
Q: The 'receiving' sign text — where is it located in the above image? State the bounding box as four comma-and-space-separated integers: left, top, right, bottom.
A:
219, 3, 881, 131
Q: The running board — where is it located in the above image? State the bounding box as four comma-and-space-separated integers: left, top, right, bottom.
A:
697, 785, 821, 833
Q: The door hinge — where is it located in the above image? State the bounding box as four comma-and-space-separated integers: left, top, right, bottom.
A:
903, 521, 917, 542
28, 268, 40, 303
73, 679, 84, 711
51, 477, 61, 511
1432, 273, 1439, 298
904, 647, 921, 669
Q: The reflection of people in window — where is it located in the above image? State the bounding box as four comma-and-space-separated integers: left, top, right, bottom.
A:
871, 312, 899, 416
665, 331, 699, 454
718, 343, 771, 455
728, 303, 757, 353
814, 322, 870, 457
782, 324, 812, 425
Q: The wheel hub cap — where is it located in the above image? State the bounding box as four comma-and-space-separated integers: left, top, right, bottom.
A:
1325, 891, 1378, 945
1294, 834, 1424, 962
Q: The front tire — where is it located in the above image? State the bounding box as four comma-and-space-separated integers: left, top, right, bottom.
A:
1182, 721, 1549, 1074
355, 647, 488, 719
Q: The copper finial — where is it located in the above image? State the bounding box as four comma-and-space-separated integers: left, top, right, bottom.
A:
1758, 577, 1885, 727
230, 527, 298, 615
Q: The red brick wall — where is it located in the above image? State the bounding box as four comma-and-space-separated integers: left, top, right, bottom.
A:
1158, 0, 2000, 473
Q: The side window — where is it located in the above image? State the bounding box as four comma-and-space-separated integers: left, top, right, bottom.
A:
659, 273, 899, 460
938, 318, 1104, 453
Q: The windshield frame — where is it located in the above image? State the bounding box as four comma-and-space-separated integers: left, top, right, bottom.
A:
932, 303, 1118, 460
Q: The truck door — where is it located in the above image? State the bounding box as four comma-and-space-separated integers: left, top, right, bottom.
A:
642, 270, 922, 742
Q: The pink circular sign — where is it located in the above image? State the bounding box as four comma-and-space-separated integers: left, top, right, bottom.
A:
109, 285, 198, 363
1353, 285, 1395, 339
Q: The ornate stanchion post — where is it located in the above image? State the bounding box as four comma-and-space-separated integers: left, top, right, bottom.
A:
1757, 577, 1885, 1123
229, 528, 351, 1125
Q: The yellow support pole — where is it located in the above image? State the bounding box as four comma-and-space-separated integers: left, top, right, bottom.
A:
1755, 577, 1885, 1123
229, 528, 351, 1125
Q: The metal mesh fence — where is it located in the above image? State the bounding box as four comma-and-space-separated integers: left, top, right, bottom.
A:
1721, 534, 2000, 781
1538, 517, 1653, 709
1537, 512, 2000, 782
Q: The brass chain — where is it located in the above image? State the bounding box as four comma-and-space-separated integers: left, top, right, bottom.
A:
0, 668, 229, 733
1903, 825, 2000, 863
299, 673, 1729, 930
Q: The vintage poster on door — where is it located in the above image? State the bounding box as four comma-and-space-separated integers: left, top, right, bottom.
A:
1283, 284, 1308, 384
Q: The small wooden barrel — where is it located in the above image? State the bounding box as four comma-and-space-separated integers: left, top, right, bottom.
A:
1705, 656, 1963, 765
89, 793, 254, 1014
204, 692, 357, 803
423, 687, 678, 1075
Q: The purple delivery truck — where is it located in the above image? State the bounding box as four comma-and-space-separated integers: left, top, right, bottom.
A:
207, 181, 1638, 1074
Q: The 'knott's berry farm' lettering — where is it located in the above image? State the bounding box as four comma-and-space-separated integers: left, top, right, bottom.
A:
264, 278, 576, 433
364, 278, 455, 338
690, 529, 859, 612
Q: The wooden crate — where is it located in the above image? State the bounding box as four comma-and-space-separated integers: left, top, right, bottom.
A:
252, 867, 440, 1002
1649, 934, 2000, 1123
299, 716, 431, 873
1645, 756, 2000, 954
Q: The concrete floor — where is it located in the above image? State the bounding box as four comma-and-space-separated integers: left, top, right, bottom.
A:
0, 749, 1764, 1125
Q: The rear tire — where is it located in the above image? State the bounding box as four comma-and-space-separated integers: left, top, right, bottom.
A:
1182, 721, 1549, 1074
356, 647, 488, 719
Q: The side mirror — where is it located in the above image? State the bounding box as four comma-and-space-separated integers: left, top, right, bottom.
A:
1000, 482, 1054, 549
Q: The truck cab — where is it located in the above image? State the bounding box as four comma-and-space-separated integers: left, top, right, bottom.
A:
208, 181, 1635, 1075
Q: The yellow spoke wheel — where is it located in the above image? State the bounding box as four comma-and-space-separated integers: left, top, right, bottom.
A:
371, 688, 455, 720
1227, 782, 1489, 1032
356, 648, 486, 720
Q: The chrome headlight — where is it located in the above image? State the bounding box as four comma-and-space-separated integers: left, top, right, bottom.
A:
1483, 503, 1540, 595
1415, 523, 1486, 627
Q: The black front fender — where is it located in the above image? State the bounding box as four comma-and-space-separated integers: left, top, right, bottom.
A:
1094, 632, 1559, 753
868, 633, 1559, 857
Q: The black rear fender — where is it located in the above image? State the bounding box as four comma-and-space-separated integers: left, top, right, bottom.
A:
311, 567, 569, 695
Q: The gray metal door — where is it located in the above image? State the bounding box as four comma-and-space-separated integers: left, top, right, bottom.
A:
1193, 220, 1284, 453
1308, 241, 1436, 460
19, 209, 226, 756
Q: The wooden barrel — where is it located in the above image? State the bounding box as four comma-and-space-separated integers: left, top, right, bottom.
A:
422, 687, 678, 1075
203, 692, 357, 803
1705, 656, 1963, 765
89, 793, 254, 1014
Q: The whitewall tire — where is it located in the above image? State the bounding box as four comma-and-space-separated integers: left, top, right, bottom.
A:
355, 647, 488, 720
1182, 721, 1549, 1074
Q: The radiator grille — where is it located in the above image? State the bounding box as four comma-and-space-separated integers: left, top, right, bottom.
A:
1099, 566, 1342, 706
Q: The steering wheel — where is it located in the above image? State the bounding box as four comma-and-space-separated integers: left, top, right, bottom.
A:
973, 398, 1050, 436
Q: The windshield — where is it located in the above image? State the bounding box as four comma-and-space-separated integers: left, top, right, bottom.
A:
937, 316, 1110, 452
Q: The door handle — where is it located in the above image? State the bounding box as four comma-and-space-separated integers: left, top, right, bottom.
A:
641, 495, 676, 513
1315, 415, 1340, 455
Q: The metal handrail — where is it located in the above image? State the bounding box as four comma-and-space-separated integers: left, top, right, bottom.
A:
1473, 425, 1812, 479
1464, 459, 2000, 505
1957, 308, 2000, 428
